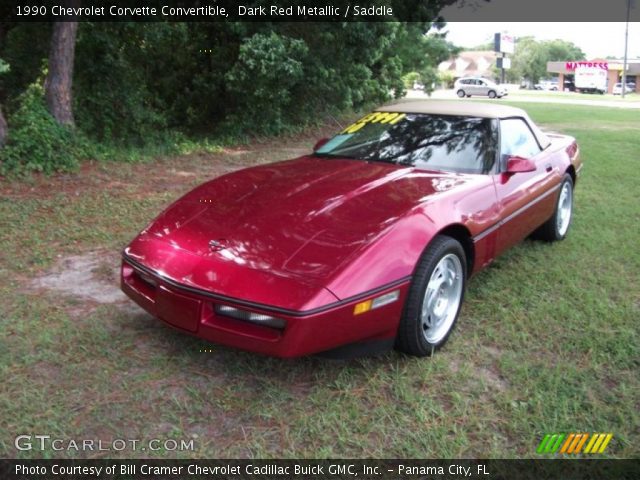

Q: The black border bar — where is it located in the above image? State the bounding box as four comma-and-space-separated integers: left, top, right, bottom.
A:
2, 459, 640, 480
3, 0, 640, 22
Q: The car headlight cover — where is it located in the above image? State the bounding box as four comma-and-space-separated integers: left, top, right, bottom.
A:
215, 304, 286, 329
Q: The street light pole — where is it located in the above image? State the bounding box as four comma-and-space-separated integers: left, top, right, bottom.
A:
622, 0, 631, 98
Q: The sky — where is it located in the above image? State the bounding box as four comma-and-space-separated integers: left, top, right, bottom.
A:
439, 23, 640, 60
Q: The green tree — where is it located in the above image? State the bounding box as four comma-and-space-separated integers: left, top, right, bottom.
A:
511, 37, 548, 84
391, 23, 459, 92
45, 12, 79, 126
544, 39, 585, 62
511, 37, 585, 85
225, 31, 308, 134
0, 11, 460, 170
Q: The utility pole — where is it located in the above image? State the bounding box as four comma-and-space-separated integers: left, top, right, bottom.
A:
622, 0, 631, 98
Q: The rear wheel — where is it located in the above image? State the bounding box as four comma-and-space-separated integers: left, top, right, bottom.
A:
456, 89, 465, 98
537, 174, 574, 241
396, 236, 467, 357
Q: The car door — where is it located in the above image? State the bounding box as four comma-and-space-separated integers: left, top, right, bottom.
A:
469, 79, 481, 95
477, 80, 489, 96
460, 79, 472, 95
492, 118, 558, 254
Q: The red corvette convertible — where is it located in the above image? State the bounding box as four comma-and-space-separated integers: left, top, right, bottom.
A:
121, 101, 582, 358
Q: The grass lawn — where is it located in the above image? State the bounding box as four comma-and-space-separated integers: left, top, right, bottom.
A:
0, 103, 638, 459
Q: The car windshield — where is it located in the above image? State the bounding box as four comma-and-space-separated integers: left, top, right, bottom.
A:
314, 112, 498, 174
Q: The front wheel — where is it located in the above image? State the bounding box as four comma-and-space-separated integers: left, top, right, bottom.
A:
536, 174, 574, 241
488, 90, 497, 98
396, 236, 467, 357
456, 89, 465, 98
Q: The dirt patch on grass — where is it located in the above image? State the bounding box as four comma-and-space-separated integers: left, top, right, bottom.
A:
30, 250, 126, 304
476, 346, 508, 392
483, 345, 503, 359
477, 366, 509, 392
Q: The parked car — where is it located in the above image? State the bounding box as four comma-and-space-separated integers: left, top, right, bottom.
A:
534, 80, 559, 91
121, 101, 582, 358
612, 82, 637, 95
454, 77, 508, 98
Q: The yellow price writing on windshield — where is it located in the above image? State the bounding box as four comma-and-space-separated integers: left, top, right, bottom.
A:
342, 112, 406, 134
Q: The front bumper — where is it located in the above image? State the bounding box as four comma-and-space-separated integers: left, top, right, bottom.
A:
121, 258, 409, 357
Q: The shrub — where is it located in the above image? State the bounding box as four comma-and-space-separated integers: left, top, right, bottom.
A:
224, 32, 309, 135
437, 70, 455, 89
402, 71, 422, 89
72, 24, 169, 144
0, 83, 84, 176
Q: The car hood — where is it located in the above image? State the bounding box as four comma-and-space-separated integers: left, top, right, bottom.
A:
126, 156, 475, 303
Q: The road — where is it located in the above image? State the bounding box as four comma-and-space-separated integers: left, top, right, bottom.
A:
407, 88, 640, 109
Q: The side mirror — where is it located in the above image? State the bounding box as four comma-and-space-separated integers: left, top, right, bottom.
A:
313, 137, 329, 151
506, 156, 536, 173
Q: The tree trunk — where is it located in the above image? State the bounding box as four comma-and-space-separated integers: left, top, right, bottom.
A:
0, 105, 7, 147
45, 16, 78, 126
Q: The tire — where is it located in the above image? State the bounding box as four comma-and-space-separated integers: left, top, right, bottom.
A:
456, 89, 465, 98
396, 236, 467, 357
536, 174, 574, 241
488, 90, 497, 98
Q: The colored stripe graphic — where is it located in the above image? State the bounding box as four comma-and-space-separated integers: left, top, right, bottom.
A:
567, 433, 584, 453
560, 434, 575, 454
543, 434, 565, 453
536, 434, 552, 454
584, 434, 598, 453
539, 433, 613, 454
574, 434, 589, 453
597, 434, 613, 453
591, 433, 606, 453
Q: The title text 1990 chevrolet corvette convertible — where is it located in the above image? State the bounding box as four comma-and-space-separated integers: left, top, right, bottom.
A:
121, 101, 582, 358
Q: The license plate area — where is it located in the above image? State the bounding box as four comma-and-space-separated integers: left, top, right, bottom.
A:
156, 286, 201, 333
